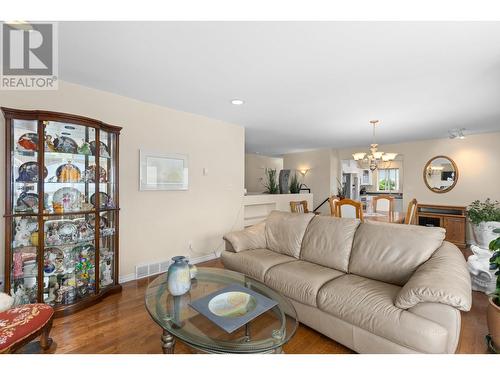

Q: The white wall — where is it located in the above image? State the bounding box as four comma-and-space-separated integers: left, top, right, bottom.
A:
0, 81, 245, 282
245, 153, 283, 193
283, 148, 336, 214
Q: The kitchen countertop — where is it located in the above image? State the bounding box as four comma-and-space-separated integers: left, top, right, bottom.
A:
360, 192, 403, 198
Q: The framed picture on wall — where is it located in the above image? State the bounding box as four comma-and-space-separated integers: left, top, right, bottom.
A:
139, 150, 189, 191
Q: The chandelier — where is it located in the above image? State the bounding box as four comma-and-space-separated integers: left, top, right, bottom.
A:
352, 120, 398, 171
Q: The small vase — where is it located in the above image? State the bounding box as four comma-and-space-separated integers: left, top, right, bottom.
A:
167, 256, 191, 296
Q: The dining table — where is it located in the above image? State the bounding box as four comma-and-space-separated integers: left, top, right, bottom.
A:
362, 210, 405, 224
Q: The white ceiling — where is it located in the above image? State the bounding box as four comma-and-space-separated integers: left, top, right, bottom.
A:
59, 22, 500, 156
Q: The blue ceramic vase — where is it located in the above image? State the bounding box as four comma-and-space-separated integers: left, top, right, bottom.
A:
167, 256, 191, 296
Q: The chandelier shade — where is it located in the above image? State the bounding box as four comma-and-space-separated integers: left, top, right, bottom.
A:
351, 120, 398, 170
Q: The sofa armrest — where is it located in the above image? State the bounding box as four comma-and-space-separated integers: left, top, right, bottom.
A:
223, 222, 266, 253
395, 241, 472, 311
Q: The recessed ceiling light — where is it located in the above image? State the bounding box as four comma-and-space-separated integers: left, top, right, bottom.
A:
231, 99, 244, 105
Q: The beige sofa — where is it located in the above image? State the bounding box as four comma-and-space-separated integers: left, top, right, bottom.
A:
222, 211, 472, 354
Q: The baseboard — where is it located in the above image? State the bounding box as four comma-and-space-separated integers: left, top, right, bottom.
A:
118, 273, 136, 284
118, 252, 220, 285
0, 253, 220, 290
189, 251, 220, 265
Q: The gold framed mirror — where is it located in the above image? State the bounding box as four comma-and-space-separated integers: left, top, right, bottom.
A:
423, 155, 458, 193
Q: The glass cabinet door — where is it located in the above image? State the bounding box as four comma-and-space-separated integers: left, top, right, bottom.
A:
96, 129, 117, 210
99, 211, 117, 289
43, 213, 96, 305
10, 215, 39, 304
11, 119, 40, 214
10, 119, 40, 303
43, 121, 97, 214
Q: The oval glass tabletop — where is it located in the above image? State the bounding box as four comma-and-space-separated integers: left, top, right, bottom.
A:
145, 267, 298, 353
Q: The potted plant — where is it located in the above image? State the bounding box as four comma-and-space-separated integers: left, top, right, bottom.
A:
487, 228, 500, 352
336, 178, 347, 200
263, 168, 279, 194
289, 172, 300, 194
467, 199, 500, 249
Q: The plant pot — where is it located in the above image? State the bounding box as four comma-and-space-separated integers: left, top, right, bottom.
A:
472, 221, 500, 249
487, 296, 500, 351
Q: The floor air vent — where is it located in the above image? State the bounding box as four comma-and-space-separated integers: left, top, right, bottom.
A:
135, 260, 172, 280
135, 264, 149, 279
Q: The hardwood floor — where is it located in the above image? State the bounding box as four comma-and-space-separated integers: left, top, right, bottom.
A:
40, 259, 489, 354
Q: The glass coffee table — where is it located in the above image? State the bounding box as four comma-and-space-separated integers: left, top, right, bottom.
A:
145, 267, 298, 354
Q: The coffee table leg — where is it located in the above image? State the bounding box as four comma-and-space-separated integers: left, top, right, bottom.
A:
161, 330, 176, 354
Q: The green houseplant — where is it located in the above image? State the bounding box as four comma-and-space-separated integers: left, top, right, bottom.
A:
487, 228, 500, 351
467, 199, 500, 248
289, 172, 300, 194
263, 168, 279, 194
336, 178, 347, 200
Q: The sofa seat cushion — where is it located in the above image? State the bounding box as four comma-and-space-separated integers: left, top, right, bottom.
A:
265, 211, 315, 258
317, 274, 449, 353
220, 248, 295, 282
300, 216, 360, 272
349, 221, 446, 286
264, 261, 344, 307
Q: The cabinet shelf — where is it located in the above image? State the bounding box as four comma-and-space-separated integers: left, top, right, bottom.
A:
7, 207, 120, 218
3, 107, 122, 317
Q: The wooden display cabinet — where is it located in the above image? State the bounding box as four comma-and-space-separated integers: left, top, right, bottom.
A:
416, 203, 467, 249
2, 107, 122, 316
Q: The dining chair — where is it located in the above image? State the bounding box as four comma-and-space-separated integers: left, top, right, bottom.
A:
328, 196, 339, 216
372, 195, 395, 221
405, 198, 418, 225
290, 200, 309, 213
335, 199, 364, 221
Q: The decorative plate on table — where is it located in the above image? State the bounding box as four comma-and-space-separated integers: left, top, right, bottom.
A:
53, 135, 78, 154
208, 292, 258, 318
90, 192, 110, 209
56, 162, 82, 182
83, 165, 107, 183
52, 187, 83, 212
17, 133, 38, 152
16, 162, 48, 182
89, 140, 110, 158
189, 284, 279, 334
16, 192, 39, 212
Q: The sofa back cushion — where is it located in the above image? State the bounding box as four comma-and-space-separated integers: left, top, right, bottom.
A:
301, 216, 360, 272
265, 210, 315, 258
349, 221, 446, 286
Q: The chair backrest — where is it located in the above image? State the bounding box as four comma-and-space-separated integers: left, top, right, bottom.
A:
290, 200, 309, 213
373, 195, 395, 212
405, 198, 418, 225
328, 196, 339, 216
335, 199, 363, 221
